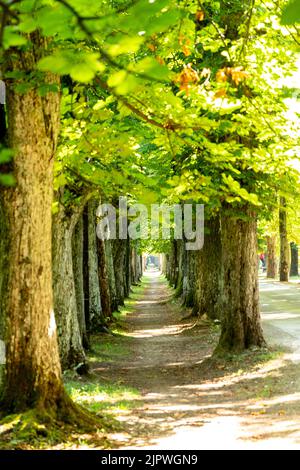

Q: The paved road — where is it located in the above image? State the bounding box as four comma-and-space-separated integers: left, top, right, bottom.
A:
260, 279, 300, 361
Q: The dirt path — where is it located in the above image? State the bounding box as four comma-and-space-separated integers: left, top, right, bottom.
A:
260, 279, 300, 362
93, 272, 300, 450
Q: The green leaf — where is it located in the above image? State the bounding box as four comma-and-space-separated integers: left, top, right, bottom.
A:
0, 149, 14, 164
38, 51, 105, 83
3, 28, 27, 49
130, 57, 170, 81
107, 36, 144, 56
108, 71, 139, 94
107, 70, 127, 88
281, 0, 300, 25
0, 174, 15, 187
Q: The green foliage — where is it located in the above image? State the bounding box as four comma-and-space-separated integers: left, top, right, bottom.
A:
38, 51, 105, 83
1, 0, 300, 236
281, 0, 300, 25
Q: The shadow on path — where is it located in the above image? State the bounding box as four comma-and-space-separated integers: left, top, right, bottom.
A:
92, 272, 300, 450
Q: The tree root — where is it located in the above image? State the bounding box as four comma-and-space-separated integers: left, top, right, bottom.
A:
0, 389, 105, 449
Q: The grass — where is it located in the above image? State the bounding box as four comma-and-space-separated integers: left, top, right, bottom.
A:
65, 381, 141, 414
218, 348, 282, 364
88, 338, 130, 363
109, 278, 147, 334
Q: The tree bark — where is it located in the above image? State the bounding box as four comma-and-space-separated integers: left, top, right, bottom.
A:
216, 207, 266, 352
193, 216, 223, 319
174, 240, 184, 297
97, 237, 112, 321
124, 238, 131, 298
72, 215, 89, 348
279, 197, 289, 282
52, 205, 86, 370
131, 246, 141, 285
290, 242, 299, 277
266, 235, 277, 279
168, 240, 179, 287
105, 240, 118, 312
113, 239, 127, 306
182, 248, 196, 308
0, 35, 68, 413
0, 202, 8, 387
0, 202, 8, 341
83, 199, 104, 332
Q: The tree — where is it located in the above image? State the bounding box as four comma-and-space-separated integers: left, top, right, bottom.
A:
290, 242, 299, 276
217, 206, 266, 351
0, 0, 182, 419
266, 235, 277, 279
0, 33, 69, 414
52, 196, 91, 370
193, 216, 222, 320
279, 196, 290, 282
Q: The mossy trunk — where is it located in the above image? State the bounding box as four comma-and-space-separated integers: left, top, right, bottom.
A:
0, 34, 68, 413
52, 206, 86, 369
216, 207, 266, 353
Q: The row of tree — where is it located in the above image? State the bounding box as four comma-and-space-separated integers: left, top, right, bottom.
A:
165, 209, 265, 352
0, 0, 299, 428
164, 195, 300, 353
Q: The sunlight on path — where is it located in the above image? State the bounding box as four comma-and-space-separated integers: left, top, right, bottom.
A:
96, 272, 300, 450
261, 279, 300, 363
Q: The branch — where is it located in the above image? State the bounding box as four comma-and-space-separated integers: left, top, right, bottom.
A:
55, 0, 168, 84
94, 76, 171, 130
197, 0, 233, 63
0, 0, 19, 20
65, 164, 100, 188
239, 0, 255, 61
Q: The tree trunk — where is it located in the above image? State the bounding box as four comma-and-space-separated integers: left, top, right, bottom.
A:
266, 235, 277, 279
193, 216, 223, 319
83, 199, 104, 332
168, 240, 179, 287
279, 197, 289, 282
217, 207, 266, 353
123, 238, 131, 298
174, 240, 184, 297
0, 35, 68, 413
72, 215, 89, 349
105, 240, 118, 312
182, 248, 196, 308
0, 202, 8, 341
52, 206, 86, 370
113, 239, 127, 306
131, 246, 141, 285
0, 202, 8, 387
290, 242, 299, 277
97, 237, 112, 321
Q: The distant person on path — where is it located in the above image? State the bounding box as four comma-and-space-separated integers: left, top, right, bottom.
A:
259, 253, 266, 272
